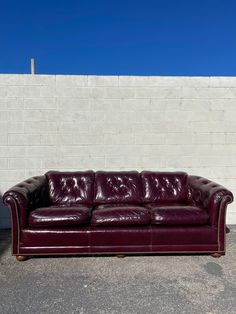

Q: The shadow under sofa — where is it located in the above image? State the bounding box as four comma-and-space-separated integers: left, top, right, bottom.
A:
3, 170, 233, 261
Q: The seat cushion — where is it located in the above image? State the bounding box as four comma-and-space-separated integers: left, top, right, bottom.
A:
141, 171, 188, 203
94, 171, 143, 204
29, 205, 92, 227
146, 204, 209, 225
91, 204, 150, 226
46, 171, 94, 205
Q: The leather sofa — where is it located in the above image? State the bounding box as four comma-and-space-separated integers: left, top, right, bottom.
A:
3, 170, 233, 261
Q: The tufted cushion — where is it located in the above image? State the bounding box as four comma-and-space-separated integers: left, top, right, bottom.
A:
94, 171, 143, 204
46, 171, 94, 205
29, 204, 92, 227
141, 171, 188, 203
91, 204, 150, 226
146, 203, 209, 225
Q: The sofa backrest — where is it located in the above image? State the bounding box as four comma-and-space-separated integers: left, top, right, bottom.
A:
94, 171, 143, 204
141, 171, 188, 203
46, 171, 94, 205
45, 170, 189, 206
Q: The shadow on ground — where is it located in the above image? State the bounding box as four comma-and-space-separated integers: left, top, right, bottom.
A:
0, 194, 11, 257
0, 229, 11, 257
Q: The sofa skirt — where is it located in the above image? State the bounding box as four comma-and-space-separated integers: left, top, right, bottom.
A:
16, 225, 221, 255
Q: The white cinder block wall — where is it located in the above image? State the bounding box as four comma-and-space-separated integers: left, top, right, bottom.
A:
0, 74, 236, 228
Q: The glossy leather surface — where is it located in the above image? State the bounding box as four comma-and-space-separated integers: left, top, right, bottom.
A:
90, 226, 151, 246
141, 171, 188, 203
21, 227, 90, 247
3, 171, 234, 256
146, 204, 209, 225
3, 175, 49, 227
29, 205, 92, 227
94, 171, 143, 204
187, 176, 234, 226
91, 204, 150, 226
46, 171, 94, 205
151, 226, 217, 245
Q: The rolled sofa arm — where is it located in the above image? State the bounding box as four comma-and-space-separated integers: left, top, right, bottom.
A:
3, 175, 49, 228
187, 175, 233, 226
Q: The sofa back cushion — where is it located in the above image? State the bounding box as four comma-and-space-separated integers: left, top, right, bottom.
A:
141, 171, 188, 203
46, 171, 94, 205
94, 171, 143, 204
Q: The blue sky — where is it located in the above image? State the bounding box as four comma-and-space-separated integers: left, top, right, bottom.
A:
0, 0, 236, 75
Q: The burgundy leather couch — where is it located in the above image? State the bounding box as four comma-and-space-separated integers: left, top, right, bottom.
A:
3, 171, 233, 261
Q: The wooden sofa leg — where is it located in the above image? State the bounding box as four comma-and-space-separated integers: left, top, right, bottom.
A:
117, 254, 126, 258
16, 255, 28, 262
211, 252, 222, 258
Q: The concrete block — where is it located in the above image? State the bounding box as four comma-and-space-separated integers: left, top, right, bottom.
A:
55, 87, 89, 98
192, 133, 212, 144
0, 134, 7, 145
90, 99, 120, 111
8, 133, 41, 146
0, 74, 24, 85
8, 158, 42, 169
103, 111, 132, 123
56, 75, 88, 87
90, 87, 133, 99
0, 146, 25, 157
57, 98, 89, 111
24, 122, 57, 133
209, 77, 236, 87
226, 133, 236, 144
0, 111, 9, 121
150, 99, 181, 111
5, 122, 24, 134
25, 146, 57, 157
43, 156, 105, 169
24, 75, 55, 85
40, 86, 56, 97
165, 133, 192, 145
23, 110, 57, 122
0, 170, 26, 181
105, 156, 137, 168
23, 86, 42, 97
24, 98, 57, 109
57, 122, 90, 133
8, 86, 39, 98
104, 87, 135, 99
211, 133, 226, 144
40, 134, 57, 145
135, 133, 166, 144
59, 133, 104, 145
57, 110, 104, 122
0, 97, 24, 110
119, 76, 150, 87
104, 133, 135, 145
135, 87, 182, 99
211, 99, 235, 110
7, 110, 24, 122
136, 156, 166, 168
0, 158, 8, 169
90, 122, 132, 134
120, 99, 151, 111
180, 99, 211, 111
148, 76, 210, 87
88, 76, 118, 86
182, 87, 236, 99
